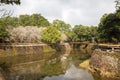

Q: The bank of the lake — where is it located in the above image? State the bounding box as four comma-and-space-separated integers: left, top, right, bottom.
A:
90, 49, 120, 79
79, 48, 120, 80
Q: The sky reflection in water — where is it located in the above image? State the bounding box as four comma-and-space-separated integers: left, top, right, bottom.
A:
43, 65, 94, 80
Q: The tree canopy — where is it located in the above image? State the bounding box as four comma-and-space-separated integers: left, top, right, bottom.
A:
67, 25, 98, 42
52, 19, 71, 32
0, 14, 50, 27
41, 26, 61, 44
0, 17, 9, 42
98, 12, 120, 43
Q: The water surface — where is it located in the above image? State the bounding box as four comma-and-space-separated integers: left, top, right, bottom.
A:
0, 50, 118, 80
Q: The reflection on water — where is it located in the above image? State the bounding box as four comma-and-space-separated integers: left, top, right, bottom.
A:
1, 49, 94, 80
43, 49, 94, 80
0, 49, 118, 80
43, 65, 94, 80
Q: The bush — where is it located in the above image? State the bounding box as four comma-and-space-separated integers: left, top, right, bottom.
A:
41, 26, 61, 44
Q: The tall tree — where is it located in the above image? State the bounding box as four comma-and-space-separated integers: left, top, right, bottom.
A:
52, 19, 71, 32
30, 14, 50, 27
19, 14, 31, 26
0, 18, 8, 42
1, 16, 19, 27
67, 25, 98, 42
73, 25, 91, 41
98, 12, 120, 43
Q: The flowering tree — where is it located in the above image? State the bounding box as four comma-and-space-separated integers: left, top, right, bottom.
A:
7, 26, 43, 43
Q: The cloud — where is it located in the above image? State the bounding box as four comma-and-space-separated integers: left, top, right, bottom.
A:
2, 0, 116, 26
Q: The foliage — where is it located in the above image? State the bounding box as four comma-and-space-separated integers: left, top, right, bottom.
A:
0, 14, 50, 27
0, 0, 20, 5
30, 14, 50, 27
19, 14, 31, 26
67, 25, 98, 42
41, 26, 61, 43
0, 14, 50, 43
52, 19, 71, 32
7, 26, 43, 43
115, 0, 120, 12
98, 12, 120, 43
0, 16, 19, 42
0, 18, 8, 42
0, 13, 99, 43
19, 14, 50, 27
67, 30, 79, 42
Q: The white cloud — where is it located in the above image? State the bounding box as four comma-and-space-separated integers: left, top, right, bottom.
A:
1, 0, 116, 26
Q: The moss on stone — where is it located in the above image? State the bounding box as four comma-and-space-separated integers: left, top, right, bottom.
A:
79, 59, 90, 69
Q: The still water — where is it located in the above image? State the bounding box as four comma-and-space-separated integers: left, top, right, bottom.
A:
0, 50, 117, 80
43, 65, 94, 80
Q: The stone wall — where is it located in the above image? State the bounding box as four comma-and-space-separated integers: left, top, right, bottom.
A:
89, 49, 120, 78
0, 43, 69, 57
0, 44, 55, 57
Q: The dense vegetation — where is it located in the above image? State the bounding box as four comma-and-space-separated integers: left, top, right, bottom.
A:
0, 14, 50, 27
98, 11, 120, 43
41, 26, 61, 44
67, 25, 97, 42
0, 10, 120, 44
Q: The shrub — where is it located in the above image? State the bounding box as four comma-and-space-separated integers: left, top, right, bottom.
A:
41, 26, 61, 44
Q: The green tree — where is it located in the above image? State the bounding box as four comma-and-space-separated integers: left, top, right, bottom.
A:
73, 25, 91, 41
67, 30, 79, 42
41, 26, 61, 43
2, 16, 19, 27
89, 26, 98, 39
67, 25, 98, 42
98, 12, 120, 43
30, 14, 50, 27
52, 19, 71, 32
0, 18, 8, 42
19, 14, 31, 26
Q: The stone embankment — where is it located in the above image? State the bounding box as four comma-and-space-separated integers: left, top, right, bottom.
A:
89, 49, 120, 78
0, 43, 56, 57
0, 43, 71, 57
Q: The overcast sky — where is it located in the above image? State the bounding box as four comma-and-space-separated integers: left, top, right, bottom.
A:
2, 0, 116, 26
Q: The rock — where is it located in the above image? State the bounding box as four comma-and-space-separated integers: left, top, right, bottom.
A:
89, 49, 120, 78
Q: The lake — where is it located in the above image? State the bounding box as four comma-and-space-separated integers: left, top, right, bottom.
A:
0, 50, 118, 80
